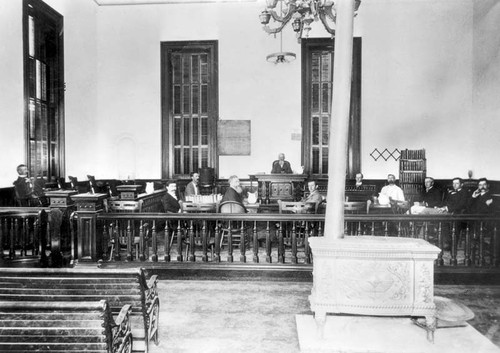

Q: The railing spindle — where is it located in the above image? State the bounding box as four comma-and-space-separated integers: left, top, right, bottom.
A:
253, 221, 259, 263
138, 221, 146, 261
437, 222, 443, 266
151, 220, 158, 262
479, 222, 485, 267
278, 221, 284, 264
464, 223, 471, 267
10, 219, 16, 259
201, 220, 208, 262
493, 223, 499, 267
240, 221, 246, 263
227, 222, 233, 263
164, 221, 170, 262
304, 221, 311, 264
266, 221, 271, 263
291, 221, 297, 264
214, 222, 221, 263
176, 220, 183, 262
451, 222, 457, 266
188, 220, 195, 262
126, 220, 133, 261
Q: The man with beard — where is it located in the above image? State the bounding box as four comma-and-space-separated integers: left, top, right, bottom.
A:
271, 153, 292, 174
221, 175, 246, 208
469, 178, 494, 214
378, 174, 405, 205
13, 164, 40, 206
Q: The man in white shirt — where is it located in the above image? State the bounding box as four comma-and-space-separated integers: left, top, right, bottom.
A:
378, 174, 405, 205
184, 172, 199, 197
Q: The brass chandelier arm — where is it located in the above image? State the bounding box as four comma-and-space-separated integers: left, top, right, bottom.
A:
318, 11, 336, 35
263, 15, 293, 34
269, 3, 296, 23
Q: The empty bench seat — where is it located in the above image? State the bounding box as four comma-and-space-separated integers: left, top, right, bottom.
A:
0, 300, 132, 353
0, 268, 159, 353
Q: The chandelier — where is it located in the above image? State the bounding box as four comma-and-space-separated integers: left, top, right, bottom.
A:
259, 0, 361, 42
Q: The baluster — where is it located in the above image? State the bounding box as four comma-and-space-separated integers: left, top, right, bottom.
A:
164, 221, 170, 262
266, 221, 272, 263
371, 221, 375, 236
384, 221, 388, 237
11, 219, 16, 259
214, 222, 221, 263
318, 221, 323, 238
344, 220, 348, 236
20, 217, 26, 256
492, 223, 499, 267
151, 220, 158, 262
471, 223, 478, 265
176, 220, 183, 262
126, 220, 133, 261
291, 222, 297, 264
357, 220, 362, 236
188, 221, 195, 262
423, 222, 429, 241
114, 221, 121, 261
305, 221, 311, 264
29, 218, 36, 255
450, 222, 457, 266
253, 221, 259, 263
410, 221, 415, 239
278, 221, 284, 264
102, 222, 109, 261
397, 222, 402, 237
227, 222, 233, 263
201, 220, 208, 262
0, 219, 4, 264
138, 221, 145, 261
479, 222, 485, 267
437, 222, 443, 266
240, 221, 246, 263
464, 224, 471, 267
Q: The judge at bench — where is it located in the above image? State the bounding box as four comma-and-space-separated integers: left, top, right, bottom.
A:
271, 153, 292, 174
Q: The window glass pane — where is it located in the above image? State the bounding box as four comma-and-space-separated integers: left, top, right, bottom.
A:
322, 116, 329, 145
311, 84, 319, 113
183, 118, 190, 146
29, 99, 36, 139
36, 60, 41, 99
201, 85, 208, 114
201, 117, 208, 145
191, 55, 199, 83
192, 85, 199, 115
173, 86, 181, 115
201, 148, 208, 168
182, 85, 190, 114
322, 147, 329, 173
174, 117, 181, 145
29, 58, 36, 98
321, 83, 330, 114
321, 53, 331, 81
312, 116, 319, 145
192, 117, 199, 145
200, 54, 208, 83
41, 62, 46, 101
192, 148, 198, 171
311, 53, 320, 82
29, 16, 35, 57
182, 55, 190, 83
312, 148, 319, 174
183, 149, 190, 174
174, 148, 181, 174
172, 55, 181, 84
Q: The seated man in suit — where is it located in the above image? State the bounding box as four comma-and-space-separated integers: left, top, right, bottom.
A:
13, 164, 40, 206
302, 179, 324, 213
162, 180, 180, 213
221, 175, 247, 212
271, 153, 292, 174
184, 171, 200, 197
411, 177, 442, 214
436, 177, 469, 214
469, 177, 494, 214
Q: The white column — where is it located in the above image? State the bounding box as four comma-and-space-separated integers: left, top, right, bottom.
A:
324, 0, 356, 239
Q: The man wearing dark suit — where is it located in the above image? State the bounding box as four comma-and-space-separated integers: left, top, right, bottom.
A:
13, 164, 39, 207
420, 177, 442, 208
439, 177, 469, 214
221, 175, 247, 212
469, 178, 494, 214
271, 153, 292, 174
162, 180, 180, 213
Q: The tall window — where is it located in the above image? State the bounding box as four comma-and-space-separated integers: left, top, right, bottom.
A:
23, 0, 64, 180
301, 38, 361, 178
161, 41, 218, 178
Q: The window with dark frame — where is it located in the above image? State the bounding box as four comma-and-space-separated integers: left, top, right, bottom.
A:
161, 41, 218, 179
23, 0, 65, 180
301, 38, 361, 178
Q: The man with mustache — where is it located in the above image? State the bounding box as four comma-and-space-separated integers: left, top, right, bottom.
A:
469, 178, 494, 214
378, 174, 405, 206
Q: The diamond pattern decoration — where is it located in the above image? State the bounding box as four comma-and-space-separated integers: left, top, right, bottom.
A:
370, 148, 401, 162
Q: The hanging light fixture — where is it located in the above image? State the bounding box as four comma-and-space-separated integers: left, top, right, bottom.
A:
259, 0, 361, 42
266, 31, 296, 64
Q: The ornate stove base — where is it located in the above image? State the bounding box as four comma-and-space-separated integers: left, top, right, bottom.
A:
309, 236, 441, 342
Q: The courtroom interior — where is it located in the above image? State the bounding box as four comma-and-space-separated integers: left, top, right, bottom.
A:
0, 0, 500, 352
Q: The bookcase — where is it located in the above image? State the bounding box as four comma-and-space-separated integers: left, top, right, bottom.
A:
399, 149, 426, 202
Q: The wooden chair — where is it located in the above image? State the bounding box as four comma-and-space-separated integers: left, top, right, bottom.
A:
218, 201, 246, 248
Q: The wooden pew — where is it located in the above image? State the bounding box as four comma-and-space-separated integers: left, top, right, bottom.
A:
0, 268, 160, 353
0, 300, 132, 353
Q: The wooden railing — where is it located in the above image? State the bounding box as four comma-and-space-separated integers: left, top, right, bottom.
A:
0, 208, 49, 266
83, 213, 500, 268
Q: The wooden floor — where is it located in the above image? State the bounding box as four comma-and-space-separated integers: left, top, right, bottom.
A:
148, 280, 500, 353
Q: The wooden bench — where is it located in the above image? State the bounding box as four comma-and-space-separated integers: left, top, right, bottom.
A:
0, 300, 132, 353
0, 268, 159, 353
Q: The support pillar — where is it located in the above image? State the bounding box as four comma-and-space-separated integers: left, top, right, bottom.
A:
324, 0, 356, 239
